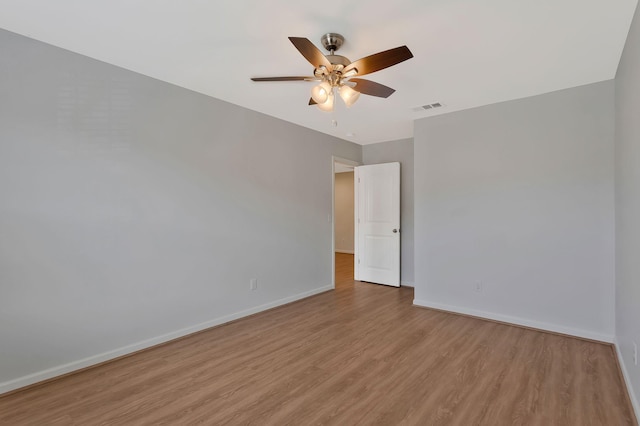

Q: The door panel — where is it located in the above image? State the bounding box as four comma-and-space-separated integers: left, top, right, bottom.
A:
364, 235, 394, 269
355, 162, 400, 287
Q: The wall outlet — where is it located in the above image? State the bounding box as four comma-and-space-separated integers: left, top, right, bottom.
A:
633, 341, 638, 366
250, 278, 258, 291
474, 282, 483, 293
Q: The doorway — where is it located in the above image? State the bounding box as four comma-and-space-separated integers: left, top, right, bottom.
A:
332, 157, 359, 288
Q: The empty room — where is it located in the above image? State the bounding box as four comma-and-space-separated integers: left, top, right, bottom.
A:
1, 1, 640, 424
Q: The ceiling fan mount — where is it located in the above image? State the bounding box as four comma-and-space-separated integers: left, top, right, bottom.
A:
251, 33, 413, 112
320, 33, 345, 53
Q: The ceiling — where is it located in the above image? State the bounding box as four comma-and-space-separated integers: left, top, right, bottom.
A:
0, 0, 637, 145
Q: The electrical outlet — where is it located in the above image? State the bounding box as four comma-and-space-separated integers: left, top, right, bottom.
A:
633, 341, 638, 366
475, 282, 483, 293
250, 278, 258, 291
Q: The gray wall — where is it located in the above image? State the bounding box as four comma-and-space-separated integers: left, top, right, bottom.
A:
414, 81, 616, 341
362, 139, 414, 285
615, 1, 640, 415
0, 28, 361, 391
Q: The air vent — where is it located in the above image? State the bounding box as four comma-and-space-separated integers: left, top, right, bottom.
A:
412, 102, 445, 112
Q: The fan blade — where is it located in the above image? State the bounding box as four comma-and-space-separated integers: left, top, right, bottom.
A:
309, 98, 317, 105
289, 37, 333, 69
251, 76, 317, 82
343, 46, 413, 76
349, 78, 396, 98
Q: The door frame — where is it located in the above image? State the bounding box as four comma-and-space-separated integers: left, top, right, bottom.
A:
332, 156, 360, 288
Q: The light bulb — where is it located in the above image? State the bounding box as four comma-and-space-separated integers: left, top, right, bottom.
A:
316, 91, 334, 112
339, 84, 360, 107
311, 81, 332, 104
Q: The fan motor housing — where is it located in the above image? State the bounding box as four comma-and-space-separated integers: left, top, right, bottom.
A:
327, 54, 351, 67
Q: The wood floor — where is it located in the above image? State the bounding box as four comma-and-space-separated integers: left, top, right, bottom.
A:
0, 253, 635, 425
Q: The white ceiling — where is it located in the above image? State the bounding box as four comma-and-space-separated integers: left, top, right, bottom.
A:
0, 0, 637, 145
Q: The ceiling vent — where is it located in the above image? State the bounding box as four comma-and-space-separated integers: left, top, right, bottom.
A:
412, 102, 444, 112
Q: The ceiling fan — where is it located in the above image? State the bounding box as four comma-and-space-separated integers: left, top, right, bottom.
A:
251, 33, 413, 112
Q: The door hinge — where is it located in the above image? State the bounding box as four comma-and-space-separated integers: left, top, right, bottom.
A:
358, 258, 360, 264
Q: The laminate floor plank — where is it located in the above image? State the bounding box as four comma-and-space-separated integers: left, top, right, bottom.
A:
0, 253, 635, 425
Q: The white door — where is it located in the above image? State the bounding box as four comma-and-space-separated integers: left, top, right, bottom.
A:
354, 162, 400, 287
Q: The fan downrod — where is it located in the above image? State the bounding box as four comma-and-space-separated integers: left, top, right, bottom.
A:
320, 33, 344, 53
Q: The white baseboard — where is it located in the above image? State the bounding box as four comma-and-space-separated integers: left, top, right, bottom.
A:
0, 285, 333, 396
615, 338, 640, 422
401, 281, 414, 288
335, 249, 354, 254
413, 299, 614, 343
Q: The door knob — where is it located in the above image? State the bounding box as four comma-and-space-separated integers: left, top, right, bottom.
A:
393, 229, 398, 233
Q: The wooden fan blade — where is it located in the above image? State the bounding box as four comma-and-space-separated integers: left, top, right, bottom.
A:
289, 37, 333, 69
344, 46, 413, 76
349, 78, 396, 98
251, 76, 317, 82
309, 98, 317, 105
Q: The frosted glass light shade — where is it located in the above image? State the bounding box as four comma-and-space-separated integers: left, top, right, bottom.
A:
316, 91, 334, 112
311, 82, 332, 104
339, 85, 360, 107
342, 68, 358, 78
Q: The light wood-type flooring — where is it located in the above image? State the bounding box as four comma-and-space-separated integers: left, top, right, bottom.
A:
0, 253, 636, 425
